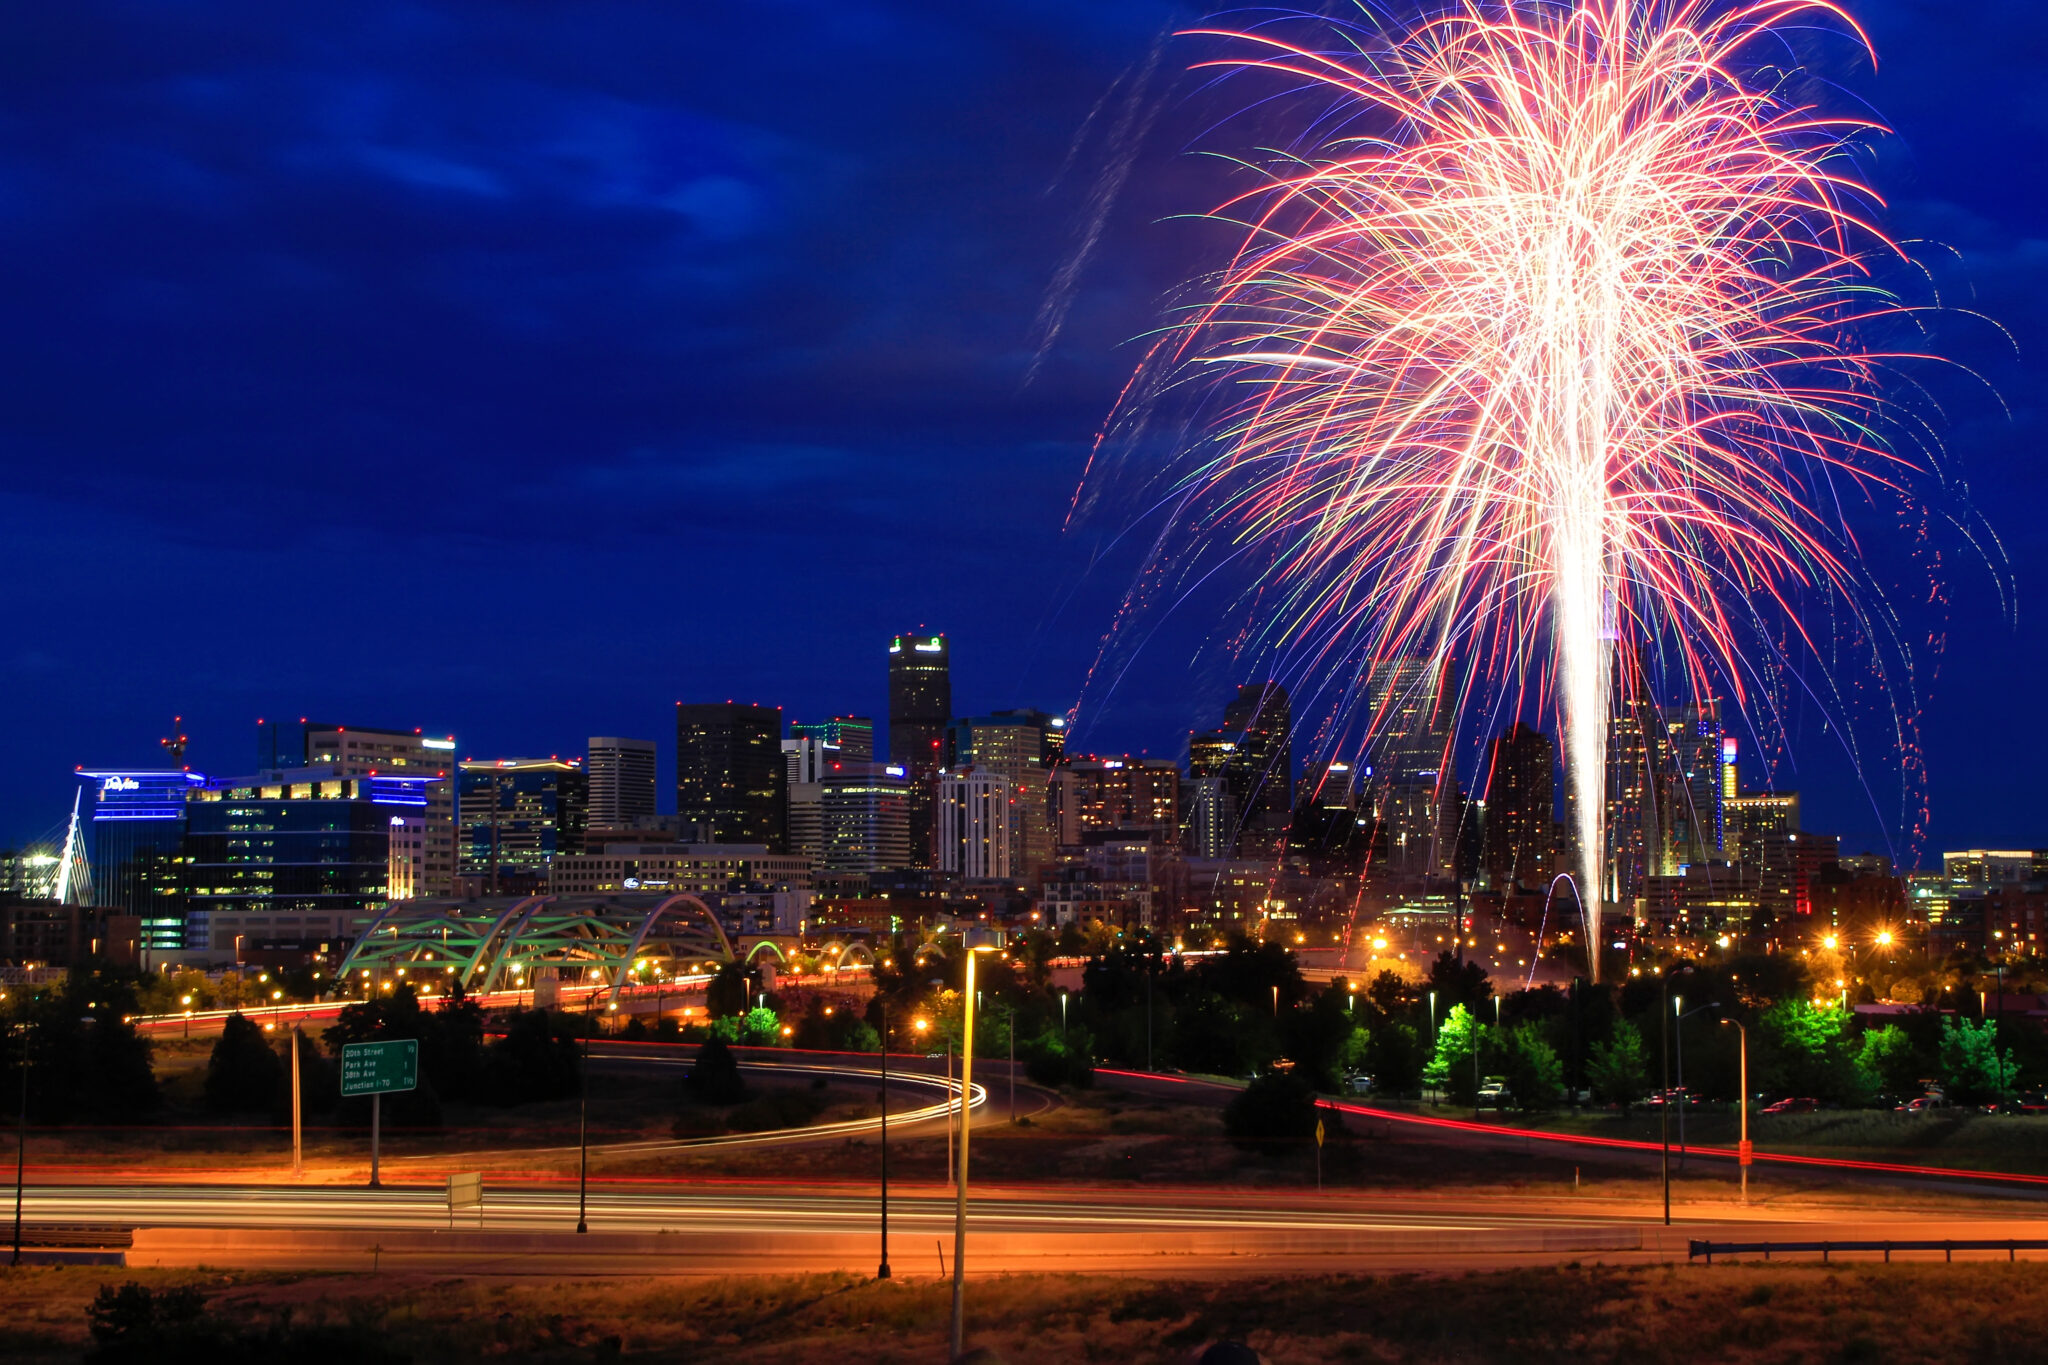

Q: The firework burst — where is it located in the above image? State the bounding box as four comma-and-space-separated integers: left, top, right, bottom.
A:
1114, 0, 1925, 977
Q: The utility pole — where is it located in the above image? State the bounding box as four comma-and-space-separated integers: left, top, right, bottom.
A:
877, 1001, 891, 1279
291, 1025, 303, 1179
576, 1018, 590, 1234
1659, 971, 1670, 1226
11, 1022, 27, 1267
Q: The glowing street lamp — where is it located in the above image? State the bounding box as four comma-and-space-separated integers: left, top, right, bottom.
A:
950, 928, 1004, 1361
1721, 1017, 1750, 1205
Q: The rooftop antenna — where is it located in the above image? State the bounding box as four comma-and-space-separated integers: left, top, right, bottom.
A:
160, 716, 188, 765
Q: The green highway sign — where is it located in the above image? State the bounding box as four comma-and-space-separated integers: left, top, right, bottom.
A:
340, 1039, 419, 1097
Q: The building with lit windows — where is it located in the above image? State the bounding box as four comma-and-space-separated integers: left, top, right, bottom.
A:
1052, 757, 1179, 847
257, 719, 459, 895
458, 758, 589, 894
791, 715, 874, 762
888, 633, 950, 867
182, 770, 431, 961
945, 709, 1064, 878
587, 737, 657, 827
676, 703, 787, 850
820, 761, 912, 872
546, 843, 811, 895
80, 768, 208, 955
938, 765, 1014, 880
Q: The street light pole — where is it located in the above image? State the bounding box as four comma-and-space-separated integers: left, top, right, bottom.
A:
1722, 1017, 1749, 1206
950, 945, 982, 1361
11, 1022, 27, 1267
1659, 972, 1670, 1227
877, 1001, 891, 1280
576, 1019, 590, 1234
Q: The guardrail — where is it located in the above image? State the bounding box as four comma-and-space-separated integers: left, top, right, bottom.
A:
1690, 1238, 2048, 1264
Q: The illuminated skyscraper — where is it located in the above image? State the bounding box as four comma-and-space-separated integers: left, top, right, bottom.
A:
887, 632, 950, 867
587, 737, 657, 827
792, 715, 874, 763
1481, 723, 1554, 891
458, 758, 589, 892
1365, 658, 1457, 877
1661, 700, 1725, 866
945, 709, 1063, 879
1220, 682, 1293, 854
938, 765, 1014, 879
676, 703, 787, 850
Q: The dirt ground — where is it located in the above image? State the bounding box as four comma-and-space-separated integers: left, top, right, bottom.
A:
9, 1260, 2048, 1362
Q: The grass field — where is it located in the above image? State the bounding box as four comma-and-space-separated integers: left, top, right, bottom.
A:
7, 1261, 2048, 1362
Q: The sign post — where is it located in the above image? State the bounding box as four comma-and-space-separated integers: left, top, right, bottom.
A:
340, 1039, 418, 1188
1314, 1116, 1326, 1192
447, 1172, 483, 1228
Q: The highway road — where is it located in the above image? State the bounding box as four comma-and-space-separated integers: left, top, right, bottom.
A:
22, 1180, 2048, 1275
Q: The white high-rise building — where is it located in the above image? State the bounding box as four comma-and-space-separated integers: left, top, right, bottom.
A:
939, 766, 1014, 880
588, 737, 658, 828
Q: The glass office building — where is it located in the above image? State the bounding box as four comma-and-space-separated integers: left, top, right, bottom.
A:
81, 768, 208, 953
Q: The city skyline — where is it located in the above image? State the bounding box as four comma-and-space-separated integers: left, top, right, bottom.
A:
4, 2, 2044, 866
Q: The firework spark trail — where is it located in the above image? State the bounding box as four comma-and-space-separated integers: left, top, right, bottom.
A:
1126, 0, 1920, 979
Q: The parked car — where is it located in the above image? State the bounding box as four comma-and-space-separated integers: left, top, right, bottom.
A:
1761, 1096, 1819, 1115
1896, 1095, 1947, 1113
1477, 1077, 1511, 1108
1343, 1072, 1375, 1095
1646, 1088, 1699, 1109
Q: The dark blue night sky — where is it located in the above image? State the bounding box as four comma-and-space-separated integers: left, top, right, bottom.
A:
2, 2, 2041, 866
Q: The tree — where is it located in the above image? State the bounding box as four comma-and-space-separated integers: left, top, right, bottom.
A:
1365, 1019, 1426, 1094
1022, 1024, 1094, 1088
1279, 988, 1360, 1092
1587, 1018, 1648, 1109
1759, 999, 1868, 1105
3, 975, 159, 1123
706, 962, 751, 1019
1498, 1024, 1565, 1110
687, 1036, 747, 1104
480, 1010, 581, 1104
1427, 952, 1494, 1015
1939, 1017, 2015, 1104
1856, 1024, 1924, 1100
203, 1013, 284, 1114
1422, 1004, 1483, 1104
1223, 1070, 1340, 1151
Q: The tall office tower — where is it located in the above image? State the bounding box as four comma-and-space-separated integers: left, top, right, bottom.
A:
820, 761, 912, 872
1727, 790, 1799, 868
1187, 775, 1238, 859
79, 768, 208, 954
786, 781, 825, 866
676, 703, 787, 850
1052, 757, 1180, 846
1220, 682, 1293, 852
1660, 700, 1725, 866
1481, 723, 1555, 890
290, 722, 459, 896
1365, 657, 1457, 876
887, 632, 951, 768
1604, 653, 1670, 898
458, 758, 589, 892
945, 709, 1063, 880
888, 632, 950, 867
1721, 736, 1739, 802
792, 716, 875, 763
938, 765, 1015, 879
782, 735, 835, 786
587, 737, 657, 827
1288, 759, 1372, 873
387, 813, 426, 901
